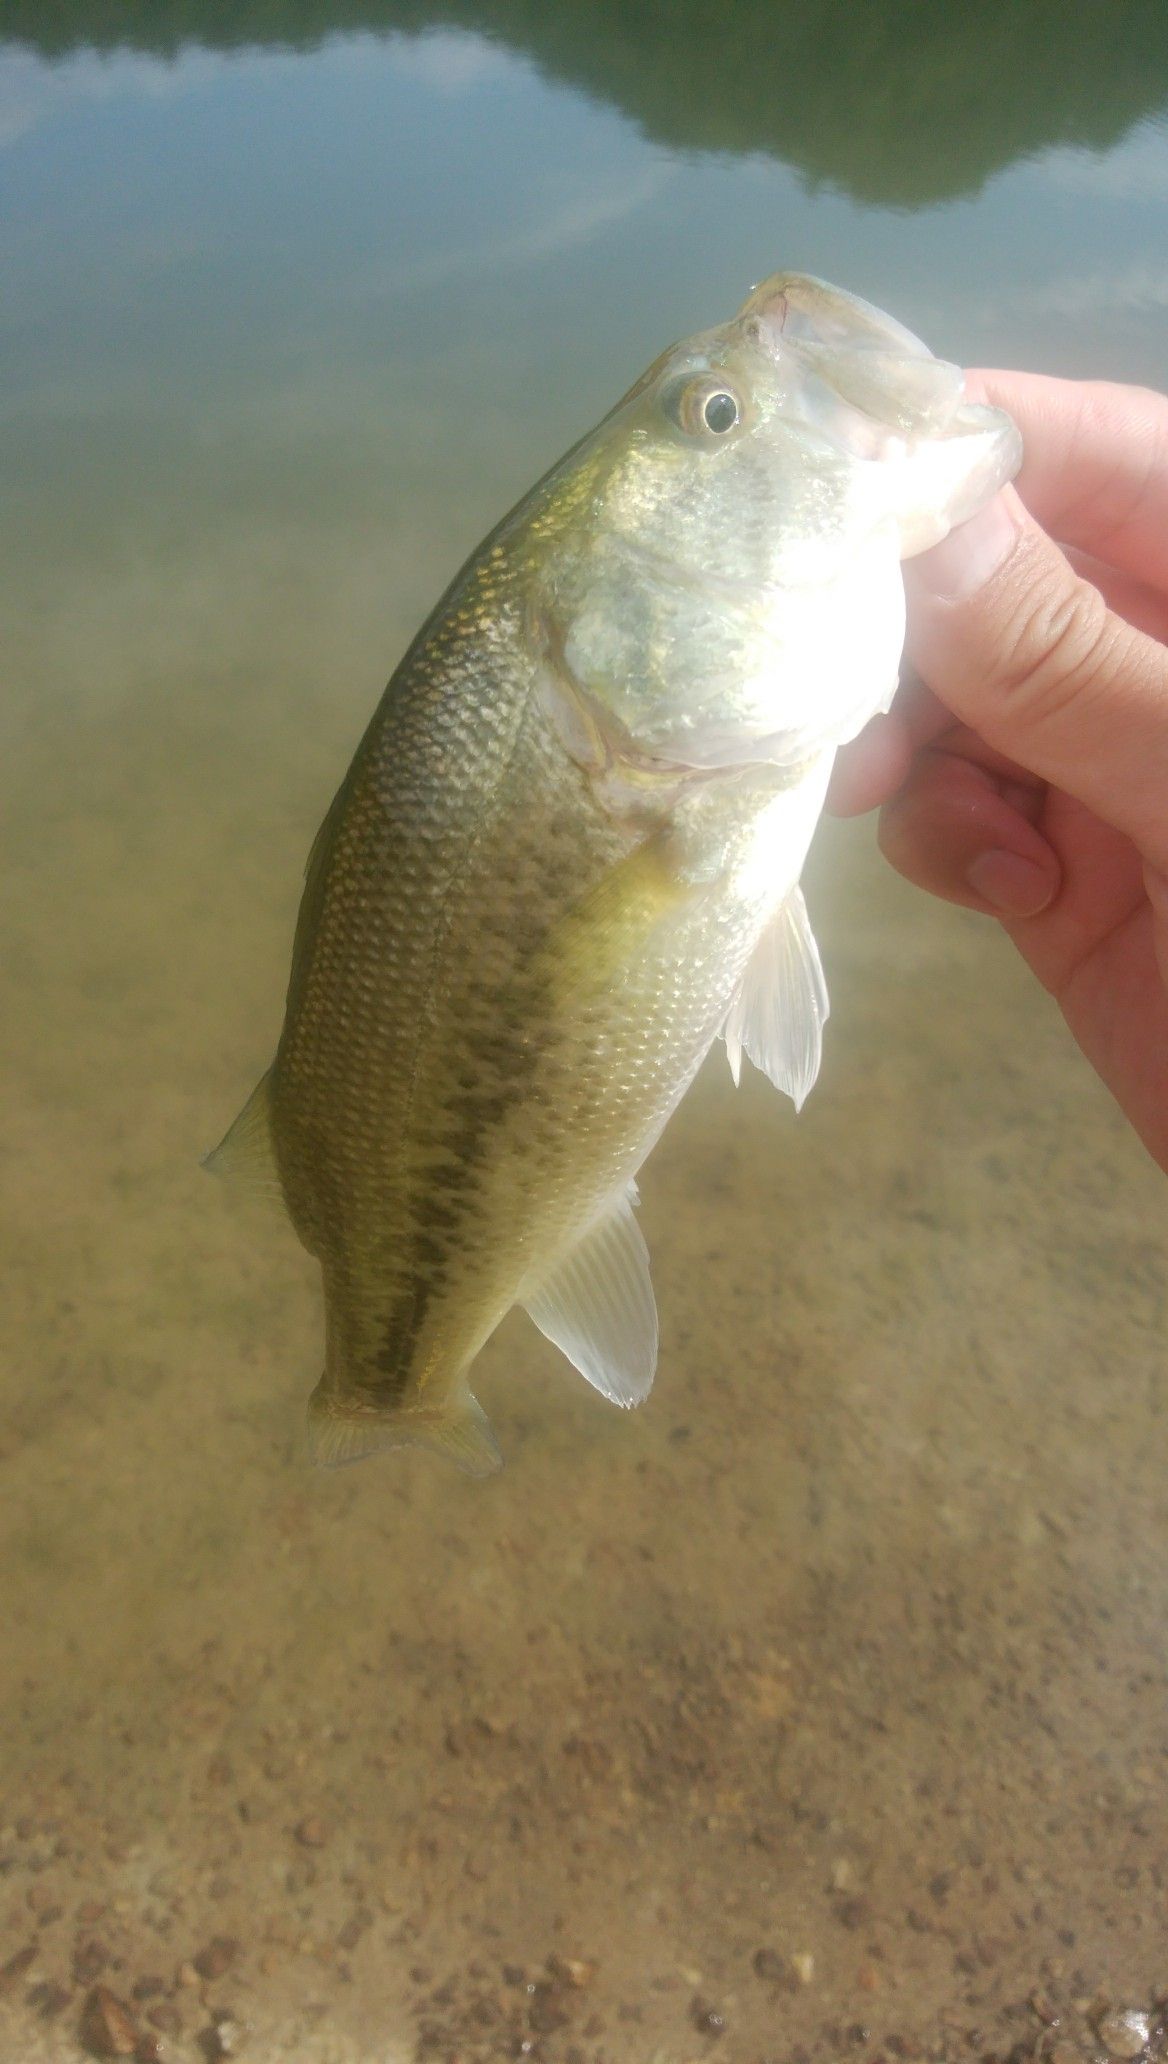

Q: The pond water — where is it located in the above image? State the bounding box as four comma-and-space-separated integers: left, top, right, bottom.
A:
2, 8, 1168, 2062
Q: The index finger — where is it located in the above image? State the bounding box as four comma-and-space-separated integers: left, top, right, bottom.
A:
965, 370, 1168, 595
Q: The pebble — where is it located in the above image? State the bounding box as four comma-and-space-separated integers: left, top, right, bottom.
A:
199, 2014, 246, 2058
336, 1908, 372, 1952
74, 1939, 110, 1985
80, 1984, 140, 2058
529, 1983, 571, 2035
147, 2001, 184, 2037
752, 1947, 789, 1985
194, 1937, 240, 1981
30, 1979, 72, 2018
294, 1816, 328, 1848
561, 1734, 612, 1779
835, 1897, 871, 1931
0, 1943, 37, 1996
792, 1952, 815, 1987
689, 1996, 726, 2036
547, 1954, 596, 1989
1096, 2008, 1151, 2058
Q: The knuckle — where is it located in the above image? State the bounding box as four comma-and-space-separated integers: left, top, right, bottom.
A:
992, 558, 1118, 739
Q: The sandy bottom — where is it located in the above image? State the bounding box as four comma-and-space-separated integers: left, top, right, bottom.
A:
3, 629, 1167, 2064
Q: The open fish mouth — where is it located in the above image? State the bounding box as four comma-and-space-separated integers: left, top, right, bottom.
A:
740, 271, 969, 450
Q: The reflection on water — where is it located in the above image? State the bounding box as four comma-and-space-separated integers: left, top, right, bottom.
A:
2, 7, 1168, 2063
6, 0, 1168, 203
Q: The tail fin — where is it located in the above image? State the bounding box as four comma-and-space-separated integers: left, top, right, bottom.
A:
307, 1379, 503, 1478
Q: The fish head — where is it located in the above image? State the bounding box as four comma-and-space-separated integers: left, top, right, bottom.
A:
536, 272, 1021, 772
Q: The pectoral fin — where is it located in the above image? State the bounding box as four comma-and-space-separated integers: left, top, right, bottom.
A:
723, 886, 829, 1111
521, 1185, 658, 1408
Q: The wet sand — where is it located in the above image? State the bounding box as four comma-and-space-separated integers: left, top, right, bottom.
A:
3, 600, 1167, 2061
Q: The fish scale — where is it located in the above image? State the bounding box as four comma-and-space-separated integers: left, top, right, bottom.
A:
207, 271, 1020, 1473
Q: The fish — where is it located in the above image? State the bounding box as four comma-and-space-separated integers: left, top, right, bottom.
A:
206, 272, 1021, 1476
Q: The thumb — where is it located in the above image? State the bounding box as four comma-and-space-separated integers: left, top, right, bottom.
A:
904, 485, 1168, 872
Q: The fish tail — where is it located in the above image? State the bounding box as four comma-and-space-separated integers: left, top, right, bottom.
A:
306, 1376, 503, 1478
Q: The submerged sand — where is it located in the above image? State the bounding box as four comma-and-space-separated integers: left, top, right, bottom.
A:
2, 577, 1166, 2062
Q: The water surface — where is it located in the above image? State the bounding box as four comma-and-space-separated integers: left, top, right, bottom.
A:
2, 9, 1168, 2061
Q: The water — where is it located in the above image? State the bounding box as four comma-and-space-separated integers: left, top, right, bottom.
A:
2, 8, 1167, 2060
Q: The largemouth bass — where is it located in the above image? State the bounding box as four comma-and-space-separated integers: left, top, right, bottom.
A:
208, 273, 1020, 1475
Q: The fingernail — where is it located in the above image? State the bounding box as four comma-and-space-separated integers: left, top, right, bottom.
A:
966, 849, 1054, 917
907, 493, 1021, 603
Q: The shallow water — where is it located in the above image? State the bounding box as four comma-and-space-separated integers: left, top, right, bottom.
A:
2, 10, 1168, 2062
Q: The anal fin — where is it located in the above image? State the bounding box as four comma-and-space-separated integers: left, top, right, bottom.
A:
521, 1184, 658, 1409
723, 885, 829, 1111
202, 1068, 283, 1197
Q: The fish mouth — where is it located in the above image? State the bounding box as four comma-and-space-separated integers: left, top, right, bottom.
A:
740, 271, 967, 447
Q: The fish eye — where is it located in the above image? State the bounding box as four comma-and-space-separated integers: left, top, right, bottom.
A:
703, 390, 739, 434
663, 374, 744, 441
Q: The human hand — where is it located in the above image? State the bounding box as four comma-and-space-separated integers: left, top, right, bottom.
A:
829, 372, 1168, 1171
